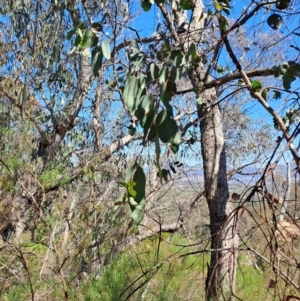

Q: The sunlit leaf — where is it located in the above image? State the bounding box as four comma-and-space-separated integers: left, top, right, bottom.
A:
81, 29, 95, 48
251, 80, 262, 91
101, 39, 111, 59
262, 89, 268, 100
214, 1, 223, 11
124, 165, 135, 183
131, 39, 139, 50
132, 208, 144, 224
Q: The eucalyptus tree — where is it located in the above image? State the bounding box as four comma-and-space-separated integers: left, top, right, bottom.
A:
0, 1, 146, 299
105, 0, 300, 300
0, 1, 135, 235
1, 0, 300, 299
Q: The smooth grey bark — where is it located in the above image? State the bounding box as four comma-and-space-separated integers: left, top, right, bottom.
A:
170, 1, 238, 299
197, 89, 237, 300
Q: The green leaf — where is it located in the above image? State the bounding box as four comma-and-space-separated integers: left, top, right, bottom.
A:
288, 61, 300, 76
76, 27, 84, 38
135, 94, 155, 126
129, 197, 138, 206
143, 115, 157, 141
251, 80, 262, 91
170, 130, 181, 153
123, 75, 139, 111
187, 43, 198, 62
170, 50, 183, 68
157, 168, 169, 181
132, 165, 146, 202
159, 66, 168, 84
101, 39, 111, 60
214, 1, 224, 11
91, 22, 103, 31
222, 7, 230, 15
141, 0, 152, 11
67, 29, 76, 40
156, 110, 178, 143
149, 63, 159, 79
164, 78, 176, 94
282, 69, 296, 89
81, 29, 95, 48
165, 58, 174, 68
130, 53, 145, 71
273, 91, 282, 99
127, 181, 137, 198
74, 34, 82, 47
267, 14, 282, 30
156, 50, 167, 62
131, 39, 139, 51
160, 90, 172, 104
126, 164, 146, 224
163, 38, 171, 52
124, 165, 135, 183
180, 0, 193, 10
262, 89, 268, 100
276, 0, 291, 10
219, 16, 228, 32
132, 208, 144, 224
91, 46, 103, 76
170, 66, 187, 81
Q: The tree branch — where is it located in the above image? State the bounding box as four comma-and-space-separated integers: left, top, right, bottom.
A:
177, 68, 276, 94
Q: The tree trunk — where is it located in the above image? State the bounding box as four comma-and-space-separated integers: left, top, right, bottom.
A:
173, 0, 239, 298
198, 90, 237, 300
